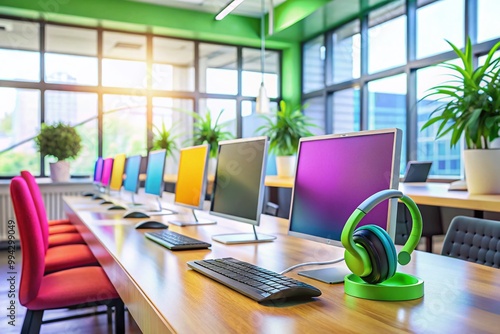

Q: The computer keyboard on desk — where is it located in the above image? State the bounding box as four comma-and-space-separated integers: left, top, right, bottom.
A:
187, 257, 322, 303
145, 230, 211, 250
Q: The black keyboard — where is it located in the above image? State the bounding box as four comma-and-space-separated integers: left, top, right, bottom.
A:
187, 258, 322, 303
145, 230, 211, 250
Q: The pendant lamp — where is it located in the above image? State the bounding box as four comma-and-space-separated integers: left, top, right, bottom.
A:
256, 0, 270, 114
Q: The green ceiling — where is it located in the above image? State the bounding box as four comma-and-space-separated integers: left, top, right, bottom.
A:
0, 0, 395, 49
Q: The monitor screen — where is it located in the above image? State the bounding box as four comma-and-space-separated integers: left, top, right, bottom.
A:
288, 128, 402, 247
174, 145, 209, 210
144, 149, 167, 197
93, 157, 104, 183
210, 137, 268, 226
110, 153, 126, 191
100, 158, 114, 187
123, 155, 142, 194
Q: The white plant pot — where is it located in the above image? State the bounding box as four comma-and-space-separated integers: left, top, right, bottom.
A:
276, 155, 296, 178
464, 149, 500, 194
49, 161, 70, 182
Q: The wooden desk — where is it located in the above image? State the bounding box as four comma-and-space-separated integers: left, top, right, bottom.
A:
400, 182, 500, 213
64, 194, 500, 333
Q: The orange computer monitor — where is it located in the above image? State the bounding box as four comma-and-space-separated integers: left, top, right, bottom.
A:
110, 153, 126, 191
174, 145, 209, 210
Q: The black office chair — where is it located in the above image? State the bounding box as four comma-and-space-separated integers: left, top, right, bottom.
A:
395, 202, 444, 253
441, 216, 500, 268
264, 202, 279, 216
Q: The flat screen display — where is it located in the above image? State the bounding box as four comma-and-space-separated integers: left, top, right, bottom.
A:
174, 145, 209, 210
288, 129, 402, 246
210, 137, 268, 226
100, 158, 114, 187
144, 149, 167, 197
93, 157, 104, 183
123, 155, 142, 194
110, 153, 126, 191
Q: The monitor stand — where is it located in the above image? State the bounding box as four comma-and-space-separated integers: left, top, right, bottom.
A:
168, 209, 216, 226
298, 265, 351, 284
146, 197, 177, 216
212, 225, 276, 244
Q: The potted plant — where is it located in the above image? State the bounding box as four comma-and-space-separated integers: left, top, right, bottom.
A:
421, 37, 500, 194
256, 100, 316, 177
35, 122, 82, 182
191, 109, 233, 174
152, 121, 179, 157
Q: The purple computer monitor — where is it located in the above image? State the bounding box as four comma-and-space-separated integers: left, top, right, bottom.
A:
288, 128, 402, 246
93, 157, 104, 184
100, 158, 114, 188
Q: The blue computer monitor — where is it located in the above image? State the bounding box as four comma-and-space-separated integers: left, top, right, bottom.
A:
123, 155, 142, 194
287, 128, 402, 283
210, 136, 271, 244
144, 149, 166, 198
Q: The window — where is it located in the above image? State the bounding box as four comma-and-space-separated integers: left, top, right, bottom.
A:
331, 88, 360, 134
416, 0, 464, 59
198, 99, 237, 138
303, 35, 325, 93
0, 19, 282, 177
103, 94, 147, 157
152, 97, 194, 174
367, 74, 407, 175
329, 21, 360, 84
0, 88, 40, 176
416, 63, 462, 177
477, 0, 500, 43
44, 91, 98, 176
241, 100, 278, 138
303, 97, 326, 135
242, 48, 279, 98
0, 49, 39, 82
153, 37, 195, 91
199, 43, 237, 95
368, 12, 406, 73
45, 54, 98, 86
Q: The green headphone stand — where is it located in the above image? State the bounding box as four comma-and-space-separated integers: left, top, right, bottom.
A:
344, 272, 424, 301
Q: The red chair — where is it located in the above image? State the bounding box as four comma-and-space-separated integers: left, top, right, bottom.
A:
10, 176, 124, 334
17, 172, 98, 274
21, 170, 84, 248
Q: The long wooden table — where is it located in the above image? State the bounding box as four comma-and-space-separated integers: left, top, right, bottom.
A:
64, 193, 500, 333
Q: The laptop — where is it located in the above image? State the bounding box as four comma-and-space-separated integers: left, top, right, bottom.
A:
402, 161, 432, 182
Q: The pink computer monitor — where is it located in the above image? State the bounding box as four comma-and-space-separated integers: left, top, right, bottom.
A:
100, 158, 114, 187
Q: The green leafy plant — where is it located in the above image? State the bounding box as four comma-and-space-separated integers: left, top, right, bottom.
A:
192, 109, 233, 158
152, 121, 179, 157
421, 38, 500, 149
256, 100, 316, 156
35, 122, 82, 161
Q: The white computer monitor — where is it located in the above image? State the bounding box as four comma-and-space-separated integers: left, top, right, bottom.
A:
287, 128, 402, 283
210, 136, 272, 244
168, 144, 215, 226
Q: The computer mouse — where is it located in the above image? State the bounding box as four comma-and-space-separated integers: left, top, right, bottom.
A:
134, 220, 168, 229
100, 200, 114, 205
123, 211, 150, 219
108, 205, 126, 211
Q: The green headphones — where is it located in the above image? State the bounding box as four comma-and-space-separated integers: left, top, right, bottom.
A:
341, 189, 422, 284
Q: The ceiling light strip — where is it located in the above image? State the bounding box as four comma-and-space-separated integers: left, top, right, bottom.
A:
215, 0, 245, 21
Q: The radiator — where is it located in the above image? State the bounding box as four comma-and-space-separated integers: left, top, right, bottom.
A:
0, 181, 93, 240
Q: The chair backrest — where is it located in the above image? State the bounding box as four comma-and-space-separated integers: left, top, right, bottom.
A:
10, 176, 45, 306
441, 215, 500, 268
20, 170, 49, 253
